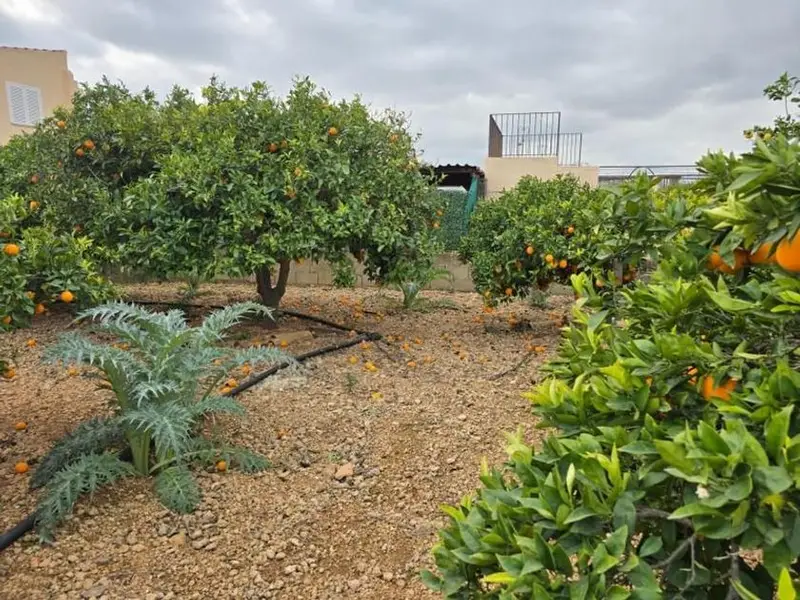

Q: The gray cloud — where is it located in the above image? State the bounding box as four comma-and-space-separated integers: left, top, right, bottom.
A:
2, 0, 799, 166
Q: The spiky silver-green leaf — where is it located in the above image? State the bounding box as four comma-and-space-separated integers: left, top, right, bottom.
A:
120, 403, 194, 461
153, 465, 201, 514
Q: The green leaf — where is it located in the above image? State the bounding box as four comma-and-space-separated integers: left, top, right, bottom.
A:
697, 421, 730, 455
765, 406, 793, 461
564, 506, 598, 524
482, 572, 516, 585
153, 464, 201, 513
669, 503, 719, 519
723, 475, 753, 502
591, 544, 619, 574
754, 466, 793, 494
732, 580, 765, 600
778, 568, 797, 600
638, 536, 663, 558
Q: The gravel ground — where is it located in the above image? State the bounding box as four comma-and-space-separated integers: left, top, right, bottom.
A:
0, 282, 571, 599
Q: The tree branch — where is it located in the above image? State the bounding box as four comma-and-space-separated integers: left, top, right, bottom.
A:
654, 534, 696, 571
724, 545, 741, 600
636, 508, 693, 529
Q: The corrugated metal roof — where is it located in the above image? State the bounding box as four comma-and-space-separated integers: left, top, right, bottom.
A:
0, 46, 67, 53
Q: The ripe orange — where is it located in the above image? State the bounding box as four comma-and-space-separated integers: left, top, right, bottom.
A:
348, 355, 359, 365
225, 378, 238, 388
504, 288, 513, 296
525, 246, 534, 256
749, 242, 776, 265
707, 247, 748, 274
775, 234, 800, 272
14, 421, 27, 431
436, 210, 444, 217
558, 259, 568, 269
544, 254, 554, 264
29, 201, 40, 211
432, 222, 440, 229
268, 143, 279, 153
1, 316, 11, 326
279, 340, 289, 348
83, 139, 95, 150
567, 226, 575, 235
407, 361, 417, 368
701, 375, 737, 402
56, 120, 66, 129
328, 126, 338, 136
216, 460, 227, 472
75, 148, 85, 157
2, 367, 15, 379
3, 243, 20, 257
26, 338, 36, 348
34, 303, 46, 315
219, 386, 233, 394
14, 462, 29, 474
241, 364, 252, 376
67, 366, 79, 377
30, 174, 39, 184
60, 290, 75, 303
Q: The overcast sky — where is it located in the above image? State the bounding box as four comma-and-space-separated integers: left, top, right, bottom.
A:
2, 0, 799, 166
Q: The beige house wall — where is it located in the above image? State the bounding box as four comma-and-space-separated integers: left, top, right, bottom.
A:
483, 156, 599, 197
0, 47, 77, 144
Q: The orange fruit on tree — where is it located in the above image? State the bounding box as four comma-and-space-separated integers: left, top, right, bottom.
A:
707, 247, 748, 274
83, 139, 95, 150
14, 462, 29, 474
525, 245, 534, 256
56, 120, 66, 129
567, 226, 575, 235
749, 243, 776, 265
3, 243, 20, 256
328, 126, 338, 136
29, 201, 39, 211
268, 143, 279, 153
775, 234, 800, 272
701, 375, 737, 402
545, 254, 554, 264
558, 259, 568, 269
504, 287, 513, 296
75, 147, 85, 157
216, 460, 227, 472
30, 174, 39, 184
60, 290, 75, 303
1, 316, 11, 326
34, 303, 46, 315
432, 221, 440, 229
14, 421, 27, 431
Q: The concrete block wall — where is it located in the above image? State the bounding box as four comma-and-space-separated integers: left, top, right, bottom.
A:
287, 252, 474, 292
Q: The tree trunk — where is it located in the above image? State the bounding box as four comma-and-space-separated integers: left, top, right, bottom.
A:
256, 260, 291, 308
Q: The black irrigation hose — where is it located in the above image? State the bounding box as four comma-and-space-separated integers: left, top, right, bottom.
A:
0, 306, 381, 553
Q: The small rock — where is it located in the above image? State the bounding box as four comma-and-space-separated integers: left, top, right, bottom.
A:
334, 463, 355, 480
156, 523, 170, 537
348, 579, 361, 590
191, 539, 209, 550
80, 584, 106, 599
169, 532, 186, 547
131, 544, 146, 552
204, 542, 217, 551
382, 572, 394, 581
283, 565, 297, 575
265, 549, 276, 560
188, 529, 203, 540
458, 414, 467, 421
125, 532, 137, 546
446, 457, 456, 465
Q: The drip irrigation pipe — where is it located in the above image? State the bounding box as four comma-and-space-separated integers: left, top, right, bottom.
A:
0, 308, 381, 553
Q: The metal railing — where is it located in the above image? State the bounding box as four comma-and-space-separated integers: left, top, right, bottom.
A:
598, 165, 703, 188
488, 111, 585, 166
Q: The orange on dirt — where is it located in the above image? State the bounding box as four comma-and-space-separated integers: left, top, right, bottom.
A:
215, 460, 227, 472
413, 337, 423, 345
544, 254, 554, 264
83, 139, 95, 150
279, 339, 289, 348
225, 378, 238, 388
701, 375, 737, 402
364, 361, 378, 372
400, 342, 411, 352
407, 361, 417, 368
67, 365, 80, 377
2, 367, 15, 379
59, 290, 75, 303
558, 259, 568, 269
707, 247, 748, 274
525, 245, 534, 256
348, 355, 359, 365
14, 421, 27, 431
34, 303, 46, 315
504, 288, 513, 297
14, 462, 29, 474
749, 242, 776, 265
423, 355, 434, 363
240, 364, 252, 376
328, 126, 338, 136
775, 234, 800, 272
482, 305, 494, 314
219, 386, 233, 395
26, 338, 36, 348
29, 201, 39, 211
56, 120, 66, 129
75, 148, 85, 157
360, 341, 372, 350
3, 243, 20, 257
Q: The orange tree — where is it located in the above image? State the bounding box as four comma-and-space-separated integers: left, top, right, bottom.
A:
459, 175, 604, 305
423, 85, 800, 598
0, 193, 115, 330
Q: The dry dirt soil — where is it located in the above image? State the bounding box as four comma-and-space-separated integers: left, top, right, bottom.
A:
0, 282, 571, 599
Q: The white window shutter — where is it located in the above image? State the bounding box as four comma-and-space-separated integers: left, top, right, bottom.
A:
6, 83, 43, 126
